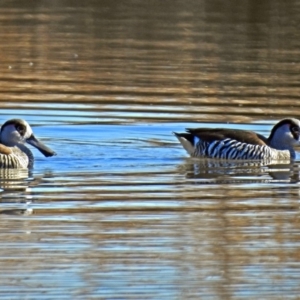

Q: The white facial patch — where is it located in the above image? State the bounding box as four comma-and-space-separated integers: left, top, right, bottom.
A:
22, 121, 32, 139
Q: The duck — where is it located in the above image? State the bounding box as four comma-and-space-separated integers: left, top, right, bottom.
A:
0, 119, 56, 168
174, 118, 300, 160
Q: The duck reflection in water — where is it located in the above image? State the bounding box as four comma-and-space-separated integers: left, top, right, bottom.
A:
179, 158, 299, 183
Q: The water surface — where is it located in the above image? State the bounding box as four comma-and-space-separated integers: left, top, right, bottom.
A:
0, 0, 300, 299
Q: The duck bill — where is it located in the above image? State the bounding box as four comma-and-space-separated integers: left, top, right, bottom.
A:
26, 134, 56, 157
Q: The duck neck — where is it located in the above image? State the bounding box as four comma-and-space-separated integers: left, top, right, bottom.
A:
268, 134, 296, 159
268, 130, 296, 151
16, 143, 34, 165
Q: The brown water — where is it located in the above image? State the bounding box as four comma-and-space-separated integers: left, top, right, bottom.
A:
0, 0, 300, 299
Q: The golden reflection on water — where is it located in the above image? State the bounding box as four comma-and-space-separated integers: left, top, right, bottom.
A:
1, 208, 300, 297
0, 1, 299, 125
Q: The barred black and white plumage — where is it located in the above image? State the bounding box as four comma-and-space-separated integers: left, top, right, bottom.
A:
174, 118, 300, 161
0, 119, 56, 169
193, 138, 278, 160
0, 153, 22, 168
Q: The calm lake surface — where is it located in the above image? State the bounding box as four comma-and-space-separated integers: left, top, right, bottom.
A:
1, 0, 300, 299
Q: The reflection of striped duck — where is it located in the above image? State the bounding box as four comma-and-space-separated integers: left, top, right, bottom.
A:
0, 119, 56, 168
174, 118, 300, 160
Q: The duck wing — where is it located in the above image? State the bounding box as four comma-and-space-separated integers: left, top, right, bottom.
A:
186, 128, 268, 146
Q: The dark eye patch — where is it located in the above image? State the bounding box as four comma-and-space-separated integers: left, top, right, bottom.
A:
291, 125, 300, 140
15, 123, 26, 136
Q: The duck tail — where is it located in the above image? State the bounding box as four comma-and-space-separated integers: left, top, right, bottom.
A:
173, 132, 195, 155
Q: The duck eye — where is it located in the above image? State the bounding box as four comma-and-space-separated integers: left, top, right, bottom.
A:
15, 124, 26, 136
291, 126, 299, 132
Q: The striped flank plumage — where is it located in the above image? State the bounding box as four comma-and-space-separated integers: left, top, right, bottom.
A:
174, 118, 300, 161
